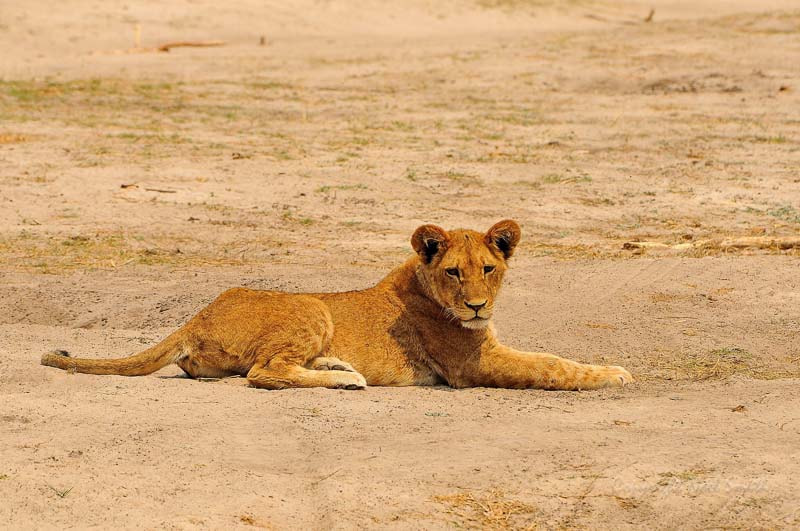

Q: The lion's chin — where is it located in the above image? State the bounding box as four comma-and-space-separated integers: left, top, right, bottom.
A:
460, 318, 490, 330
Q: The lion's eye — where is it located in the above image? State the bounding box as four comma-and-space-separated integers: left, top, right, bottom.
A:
484, 265, 496, 274
445, 267, 460, 278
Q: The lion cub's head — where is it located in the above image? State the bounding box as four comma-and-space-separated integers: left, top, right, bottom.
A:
411, 220, 521, 330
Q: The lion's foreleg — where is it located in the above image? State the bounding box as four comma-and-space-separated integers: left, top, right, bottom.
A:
461, 345, 632, 390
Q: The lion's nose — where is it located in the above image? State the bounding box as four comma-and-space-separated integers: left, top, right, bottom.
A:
465, 300, 487, 312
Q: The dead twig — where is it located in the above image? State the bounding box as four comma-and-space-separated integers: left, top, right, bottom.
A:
309, 468, 341, 487
48, 485, 73, 498
157, 40, 226, 52
623, 237, 800, 252
93, 40, 225, 56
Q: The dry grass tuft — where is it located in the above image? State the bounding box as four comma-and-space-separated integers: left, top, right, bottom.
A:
658, 467, 713, 485
527, 242, 615, 260
0, 232, 252, 273
434, 488, 537, 530
238, 513, 272, 529
653, 347, 800, 381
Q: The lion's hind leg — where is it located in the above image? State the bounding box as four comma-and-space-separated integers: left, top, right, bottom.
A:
244, 298, 366, 390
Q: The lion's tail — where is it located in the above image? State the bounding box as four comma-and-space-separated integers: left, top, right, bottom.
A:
41, 331, 185, 376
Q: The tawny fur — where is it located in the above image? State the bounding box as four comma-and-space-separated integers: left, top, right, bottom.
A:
41, 220, 633, 391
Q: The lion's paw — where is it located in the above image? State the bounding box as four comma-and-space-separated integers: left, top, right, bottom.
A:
604, 365, 634, 388
310, 357, 357, 373
338, 371, 367, 390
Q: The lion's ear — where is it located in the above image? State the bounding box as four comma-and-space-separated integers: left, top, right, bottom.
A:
485, 219, 521, 259
411, 224, 449, 264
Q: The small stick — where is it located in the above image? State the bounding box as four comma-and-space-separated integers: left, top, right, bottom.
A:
623, 237, 800, 251
92, 40, 225, 56
157, 40, 226, 52
310, 468, 341, 487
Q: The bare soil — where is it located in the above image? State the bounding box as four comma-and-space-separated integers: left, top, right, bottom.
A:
1, 0, 799, 528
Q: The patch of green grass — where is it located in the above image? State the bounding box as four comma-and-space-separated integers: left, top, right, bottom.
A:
513, 180, 542, 189
475, 148, 538, 164
390, 120, 415, 132
272, 149, 294, 160
0, 231, 250, 272
440, 170, 481, 185
541, 173, 592, 185
767, 205, 800, 224
0, 78, 287, 133
658, 467, 713, 485
0, 79, 108, 103
579, 196, 615, 207
5, 85, 39, 102
281, 210, 314, 226
753, 135, 787, 144
488, 110, 542, 126
112, 132, 191, 145
134, 82, 174, 95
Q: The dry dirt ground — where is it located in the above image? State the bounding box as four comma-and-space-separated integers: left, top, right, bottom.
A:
1, 0, 800, 529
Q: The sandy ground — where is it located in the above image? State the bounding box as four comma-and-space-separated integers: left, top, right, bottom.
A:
1, 0, 800, 528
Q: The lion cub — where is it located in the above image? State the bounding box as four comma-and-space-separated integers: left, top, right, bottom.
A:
42, 220, 632, 390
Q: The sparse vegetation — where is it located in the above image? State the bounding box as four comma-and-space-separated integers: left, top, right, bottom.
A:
767, 205, 800, 224
0, 232, 255, 272
752, 135, 788, 144
2, 3, 800, 530
440, 169, 482, 185
658, 467, 713, 484
434, 489, 537, 529
48, 486, 73, 499
653, 347, 799, 381
315, 184, 368, 193
541, 173, 592, 185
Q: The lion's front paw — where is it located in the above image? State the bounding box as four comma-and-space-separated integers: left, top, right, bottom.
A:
603, 365, 634, 388
577, 364, 634, 390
